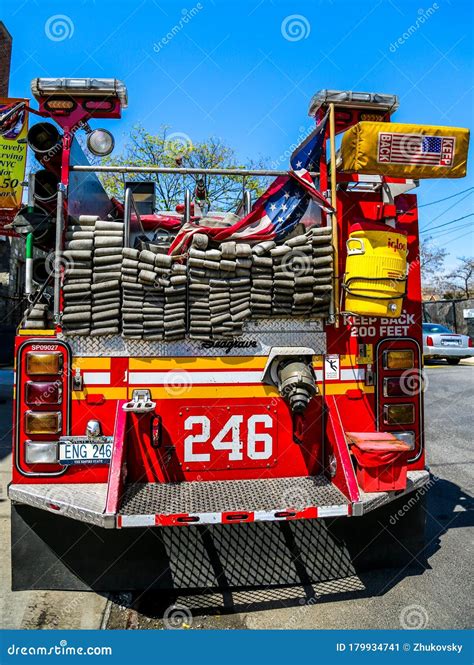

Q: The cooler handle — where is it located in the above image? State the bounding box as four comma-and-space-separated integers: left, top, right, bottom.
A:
346, 238, 365, 255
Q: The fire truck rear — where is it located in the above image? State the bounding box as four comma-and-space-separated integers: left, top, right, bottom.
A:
8, 79, 469, 591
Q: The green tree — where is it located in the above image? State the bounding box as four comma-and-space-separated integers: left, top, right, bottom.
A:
101, 125, 269, 212
419, 238, 448, 297
444, 256, 474, 299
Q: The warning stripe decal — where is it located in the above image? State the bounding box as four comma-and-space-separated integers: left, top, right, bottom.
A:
117, 504, 350, 528
128, 368, 365, 386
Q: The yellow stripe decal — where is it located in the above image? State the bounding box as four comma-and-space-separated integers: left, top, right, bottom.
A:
72, 388, 127, 400
72, 357, 111, 370
128, 382, 373, 400
18, 329, 56, 336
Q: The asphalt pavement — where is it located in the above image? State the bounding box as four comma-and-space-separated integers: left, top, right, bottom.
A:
0, 361, 472, 630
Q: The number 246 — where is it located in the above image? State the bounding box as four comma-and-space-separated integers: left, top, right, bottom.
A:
184, 414, 273, 463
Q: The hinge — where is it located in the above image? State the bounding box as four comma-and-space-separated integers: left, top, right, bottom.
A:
123, 389, 156, 413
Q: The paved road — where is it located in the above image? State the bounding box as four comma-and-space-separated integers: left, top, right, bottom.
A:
1, 362, 472, 630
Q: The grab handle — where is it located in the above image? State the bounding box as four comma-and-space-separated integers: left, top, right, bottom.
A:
346, 238, 365, 256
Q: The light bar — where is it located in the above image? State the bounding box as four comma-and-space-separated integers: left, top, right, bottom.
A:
309, 89, 399, 116
31, 78, 128, 108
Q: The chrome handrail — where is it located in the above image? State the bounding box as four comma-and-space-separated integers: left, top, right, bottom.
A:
70, 165, 319, 177
123, 186, 142, 247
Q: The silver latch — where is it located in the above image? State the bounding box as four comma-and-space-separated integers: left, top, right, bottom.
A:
123, 389, 156, 413
365, 363, 375, 386
73, 368, 83, 391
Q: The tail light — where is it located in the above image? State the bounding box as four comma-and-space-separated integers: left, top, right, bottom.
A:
26, 352, 63, 375
426, 336, 434, 347
383, 404, 415, 425
25, 441, 58, 464
383, 349, 414, 370
377, 340, 423, 462
469, 338, 473, 348
15, 341, 70, 477
392, 431, 415, 450
383, 377, 406, 397
25, 411, 62, 435
25, 381, 62, 406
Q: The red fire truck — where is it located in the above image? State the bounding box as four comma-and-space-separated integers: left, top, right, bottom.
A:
7, 79, 469, 592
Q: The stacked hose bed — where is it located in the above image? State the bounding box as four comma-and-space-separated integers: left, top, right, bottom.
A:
91, 220, 123, 335
62, 215, 124, 335
250, 226, 333, 318
121, 243, 187, 340
62, 223, 333, 339
188, 233, 252, 340
22, 302, 51, 329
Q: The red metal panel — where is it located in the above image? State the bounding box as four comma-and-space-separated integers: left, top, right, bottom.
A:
105, 401, 129, 515
324, 395, 360, 503
125, 396, 323, 483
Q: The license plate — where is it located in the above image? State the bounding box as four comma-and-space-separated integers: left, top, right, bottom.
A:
59, 436, 113, 465
442, 340, 460, 346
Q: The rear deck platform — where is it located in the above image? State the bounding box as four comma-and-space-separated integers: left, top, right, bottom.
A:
8, 470, 430, 528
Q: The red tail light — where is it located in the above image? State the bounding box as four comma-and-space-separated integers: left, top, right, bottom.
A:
15, 341, 70, 477
25, 381, 62, 406
469, 338, 473, 348
426, 336, 434, 346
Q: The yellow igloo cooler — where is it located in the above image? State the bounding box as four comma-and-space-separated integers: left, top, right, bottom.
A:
343, 222, 407, 317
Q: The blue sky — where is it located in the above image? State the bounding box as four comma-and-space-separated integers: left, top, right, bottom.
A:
3, 0, 473, 268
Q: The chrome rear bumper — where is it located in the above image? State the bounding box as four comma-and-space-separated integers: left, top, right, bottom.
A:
9, 470, 431, 528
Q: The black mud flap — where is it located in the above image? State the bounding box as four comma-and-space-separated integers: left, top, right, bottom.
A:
11, 493, 427, 592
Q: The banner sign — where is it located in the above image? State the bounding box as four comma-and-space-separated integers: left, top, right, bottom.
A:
0, 629, 471, 664
0, 97, 29, 234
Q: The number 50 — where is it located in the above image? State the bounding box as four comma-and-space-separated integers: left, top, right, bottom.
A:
184, 414, 273, 463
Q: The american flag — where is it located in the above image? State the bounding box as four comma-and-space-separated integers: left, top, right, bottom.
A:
378, 132, 455, 166
169, 114, 333, 254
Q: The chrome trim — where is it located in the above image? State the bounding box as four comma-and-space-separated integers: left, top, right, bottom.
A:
53, 186, 64, 324
375, 337, 424, 464
70, 165, 319, 177
15, 339, 71, 478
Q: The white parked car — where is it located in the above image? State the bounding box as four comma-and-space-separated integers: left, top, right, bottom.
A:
423, 322, 474, 365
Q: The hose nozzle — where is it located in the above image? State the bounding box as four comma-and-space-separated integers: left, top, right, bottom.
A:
277, 359, 317, 413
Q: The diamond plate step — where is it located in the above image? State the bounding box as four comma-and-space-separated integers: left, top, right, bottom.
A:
8, 471, 431, 529
117, 475, 350, 527
8, 483, 113, 528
